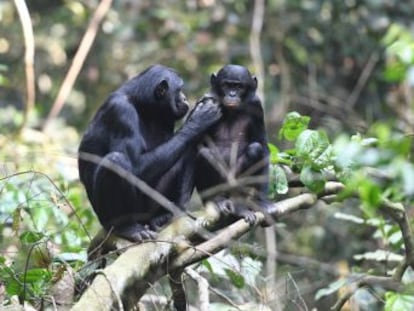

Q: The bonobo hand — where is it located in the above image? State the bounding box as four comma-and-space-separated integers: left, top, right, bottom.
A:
185, 96, 222, 133
246, 142, 264, 161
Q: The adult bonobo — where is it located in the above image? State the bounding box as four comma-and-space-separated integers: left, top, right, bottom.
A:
195, 64, 273, 226
78, 64, 222, 241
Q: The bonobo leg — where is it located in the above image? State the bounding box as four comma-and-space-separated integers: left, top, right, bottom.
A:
92, 152, 158, 241
237, 141, 266, 175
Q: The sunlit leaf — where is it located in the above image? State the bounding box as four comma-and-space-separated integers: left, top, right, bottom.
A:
19, 268, 52, 283
315, 278, 348, 300
353, 250, 403, 262
224, 269, 245, 289
20, 231, 44, 244
401, 162, 414, 196
268, 143, 279, 164
358, 180, 381, 216
300, 165, 325, 193
269, 165, 288, 195
279, 112, 310, 141
385, 292, 414, 311
296, 130, 330, 167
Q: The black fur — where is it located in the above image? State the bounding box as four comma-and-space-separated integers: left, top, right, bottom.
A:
195, 64, 273, 226
78, 64, 221, 241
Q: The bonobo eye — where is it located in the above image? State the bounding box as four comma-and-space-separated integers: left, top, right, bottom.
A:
221, 81, 243, 90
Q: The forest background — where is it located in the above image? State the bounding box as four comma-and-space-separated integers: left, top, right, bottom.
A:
1, 0, 414, 310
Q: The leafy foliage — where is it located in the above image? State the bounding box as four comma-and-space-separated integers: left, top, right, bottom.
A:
267, 112, 414, 309
1, 0, 414, 310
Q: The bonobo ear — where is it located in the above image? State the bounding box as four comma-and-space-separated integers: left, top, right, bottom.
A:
210, 73, 218, 89
252, 76, 258, 90
154, 80, 169, 99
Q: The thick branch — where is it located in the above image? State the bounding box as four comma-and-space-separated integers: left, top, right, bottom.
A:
72, 184, 326, 310
72, 181, 410, 310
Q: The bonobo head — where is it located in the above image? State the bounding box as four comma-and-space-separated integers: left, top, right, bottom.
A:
210, 64, 257, 110
126, 64, 189, 119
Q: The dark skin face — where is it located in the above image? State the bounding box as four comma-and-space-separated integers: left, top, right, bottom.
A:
210, 64, 258, 110
154, 78, 189, 119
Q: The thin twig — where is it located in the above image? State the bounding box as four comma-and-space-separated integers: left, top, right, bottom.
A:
345, 52, 380, 109
13, 0, 35, 130
249, 0, 265, 102
42, 0, 113, 131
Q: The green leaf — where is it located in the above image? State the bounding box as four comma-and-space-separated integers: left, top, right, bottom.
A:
224, 269, 245, 289
279, 112, 310, 141
20, 231, 44, 244
269, 165, 288, 195
353, 250, 403, 262
401, 162, 414, 196
201, 259, 214, 274
20, 268, 52, 283
6, 279, 22, 296
385, 292, 414, 311
296, 130, 330, 165
300, 166, 326, 193
32, 205, 50, 230
241, 257, 262, 287
267, 143, 279, 164
358, 181, 381, 216
315, 278, 348, 300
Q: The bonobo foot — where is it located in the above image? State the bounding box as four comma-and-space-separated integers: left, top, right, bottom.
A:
237, 208, 258, 225
215, 198, 258, 226
113, 223, 157, 242
150, 214, 173, 230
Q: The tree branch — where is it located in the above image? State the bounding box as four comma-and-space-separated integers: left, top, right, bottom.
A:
72, 181, 411, 310
72, 184, 328, 310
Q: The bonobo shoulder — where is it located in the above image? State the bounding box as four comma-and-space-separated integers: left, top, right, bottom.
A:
97, 93, 139, 126
104, 93, 136, 113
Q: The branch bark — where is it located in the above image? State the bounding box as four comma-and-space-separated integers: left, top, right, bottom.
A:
71, 181, 412, 310
71, 187, 325, 310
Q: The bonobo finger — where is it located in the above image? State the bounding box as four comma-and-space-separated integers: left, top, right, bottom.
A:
150, 214, 172, 230
216, 199, 235, 215
241, 211, 257, 225
137, 229, 157, 241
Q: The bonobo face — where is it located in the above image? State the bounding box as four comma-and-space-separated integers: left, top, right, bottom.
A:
172, 87, 189, 119
211, 64, 257, 110
154, 71, 189, 120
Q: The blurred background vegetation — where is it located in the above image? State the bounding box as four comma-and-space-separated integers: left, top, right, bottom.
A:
1, 0, 414, 310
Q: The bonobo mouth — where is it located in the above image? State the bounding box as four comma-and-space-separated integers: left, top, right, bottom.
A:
174, 101, 189, 117
223, 98, 240, 108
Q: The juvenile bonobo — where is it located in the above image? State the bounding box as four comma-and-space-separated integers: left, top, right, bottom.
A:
78, 65, 222, 241
195, 64, 273, 226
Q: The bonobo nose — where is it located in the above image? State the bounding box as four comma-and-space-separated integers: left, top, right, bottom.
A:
180, 92, 188, 103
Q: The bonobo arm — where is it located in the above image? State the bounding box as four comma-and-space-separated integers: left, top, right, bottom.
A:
125, 97, 222, 184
